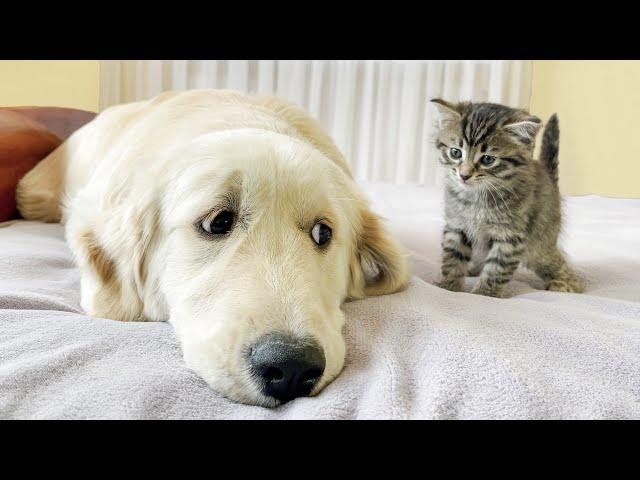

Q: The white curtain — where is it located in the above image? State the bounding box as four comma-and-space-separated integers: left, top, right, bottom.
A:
99, 60, 532, 186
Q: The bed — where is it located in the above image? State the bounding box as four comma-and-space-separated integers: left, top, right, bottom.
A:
1, 182, 639, 419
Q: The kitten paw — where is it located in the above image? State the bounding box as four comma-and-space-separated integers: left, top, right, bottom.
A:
471, 283, 505, 298
546, 279, 583, 293
435, 278, 464, 292
467, 263, 483, 277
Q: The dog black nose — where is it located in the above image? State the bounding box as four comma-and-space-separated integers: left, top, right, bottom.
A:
249, 334, 325, 403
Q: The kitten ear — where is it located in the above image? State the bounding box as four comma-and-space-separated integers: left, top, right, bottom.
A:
503, 116, 542, 145
430, 98, 461, 128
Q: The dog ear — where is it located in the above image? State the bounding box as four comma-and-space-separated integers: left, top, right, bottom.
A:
349, 208, 409, 299
68, 163, 159, 322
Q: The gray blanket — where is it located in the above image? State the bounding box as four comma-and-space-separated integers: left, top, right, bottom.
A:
1, 183, 639, 419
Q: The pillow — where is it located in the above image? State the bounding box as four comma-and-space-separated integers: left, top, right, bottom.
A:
0, 107, 96, 222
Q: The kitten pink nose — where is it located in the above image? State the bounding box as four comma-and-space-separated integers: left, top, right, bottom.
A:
459, 173, 472, 182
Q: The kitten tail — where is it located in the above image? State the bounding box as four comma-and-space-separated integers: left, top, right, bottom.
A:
540, 113, 560, 182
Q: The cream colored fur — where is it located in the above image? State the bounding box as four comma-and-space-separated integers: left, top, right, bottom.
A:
16, 89, 409, 406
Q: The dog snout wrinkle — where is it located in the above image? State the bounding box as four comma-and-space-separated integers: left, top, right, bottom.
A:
249, 334, 325, 403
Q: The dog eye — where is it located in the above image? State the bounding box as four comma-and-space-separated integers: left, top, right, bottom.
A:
200, 210, 235, 235
311, 223, 332, 246
449, 148, 462, 159
480, 155, 496, 166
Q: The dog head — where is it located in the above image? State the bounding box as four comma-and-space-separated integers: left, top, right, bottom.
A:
114, 129, 409, 406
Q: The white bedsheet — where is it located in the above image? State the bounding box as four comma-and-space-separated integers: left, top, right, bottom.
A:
1, 183, 639, 419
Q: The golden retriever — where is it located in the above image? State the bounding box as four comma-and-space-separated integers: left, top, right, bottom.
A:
16, 89, 409, 406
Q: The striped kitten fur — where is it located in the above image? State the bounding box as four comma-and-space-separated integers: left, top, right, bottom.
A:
431, 99, 583, 298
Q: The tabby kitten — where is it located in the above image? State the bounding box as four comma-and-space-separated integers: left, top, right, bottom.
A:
431, 99, 583, 297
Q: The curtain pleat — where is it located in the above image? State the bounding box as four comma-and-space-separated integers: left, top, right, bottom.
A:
99, 60, 532, 185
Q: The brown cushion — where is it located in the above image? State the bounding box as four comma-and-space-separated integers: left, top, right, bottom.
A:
0, 107, 96, 222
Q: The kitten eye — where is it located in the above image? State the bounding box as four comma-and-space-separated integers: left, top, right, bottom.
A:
200, 210, 235, 235
449, 148, 462, 159
311, 222, 332, 247
480, 155, 496, 166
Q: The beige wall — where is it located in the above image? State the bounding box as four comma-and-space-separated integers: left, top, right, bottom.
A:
0, 60, 637, 198
530, 60, 640, 198
0, 61, 100, 112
